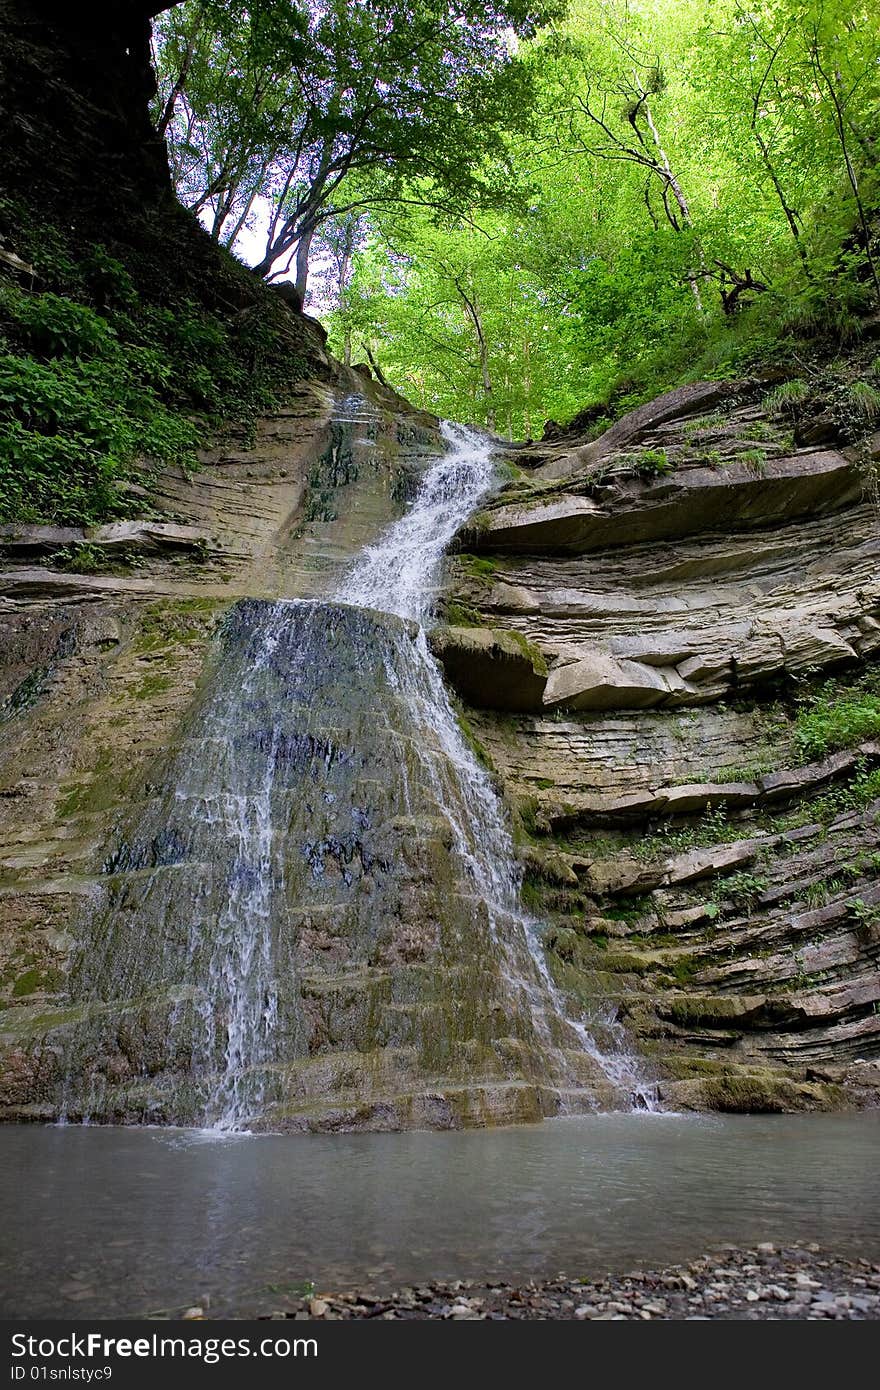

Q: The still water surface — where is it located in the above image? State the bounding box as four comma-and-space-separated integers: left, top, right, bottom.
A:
2, 1113, 879, 1318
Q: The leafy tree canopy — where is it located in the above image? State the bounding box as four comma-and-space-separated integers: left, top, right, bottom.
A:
153, 0, 561, 290
153, 0, 880, 435
312, 0, 880, 436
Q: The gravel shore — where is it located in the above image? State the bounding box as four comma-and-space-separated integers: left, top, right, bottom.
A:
261, 1246, 880, 1320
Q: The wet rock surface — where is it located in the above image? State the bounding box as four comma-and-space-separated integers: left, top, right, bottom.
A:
0, 374, 457, 1127
441, 377, 880, 1103
4, 361, 880, 1125
2, 423, 643, 1128
255, 1247, 880, 1320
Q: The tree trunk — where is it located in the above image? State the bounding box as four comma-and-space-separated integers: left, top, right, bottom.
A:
638, 96, 706, 312
812, 43, 880, 304
476, 330, 495, 432
753, 129, 808, 268
364, 343, 390, 387
295, 226, 315, 302
223, 182, 261, 249
523, 338, 532, 440
456, 282, 495, 431
211, 191, 234, 241
155, 7, 200, 138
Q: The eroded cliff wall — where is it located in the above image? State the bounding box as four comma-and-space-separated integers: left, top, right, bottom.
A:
2, 1, 878, 1125
436, 371, 880, 1112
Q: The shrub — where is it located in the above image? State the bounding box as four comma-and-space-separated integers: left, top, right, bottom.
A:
0, 352, 199, 524
635, 448, 673, 478
0, 215, 307, 525
847, 380, 880, 422
2, 288, 117, 359
792, 678, 880, 761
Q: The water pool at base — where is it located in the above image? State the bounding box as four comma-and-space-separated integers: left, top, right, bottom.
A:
3, 1112, 879, 1318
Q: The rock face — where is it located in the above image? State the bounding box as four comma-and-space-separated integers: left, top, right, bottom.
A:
0, 3, 172, 207
3, 368, 879, 1122
463, 452, 861, 554
441, 382, 880, 1111
0, 376, 492, 1129
30, 601, 599, 1132
1, 6, 877, 1123
0, 370, 625, 1130
1, 1, 608, 1132
430, 626, 549, 711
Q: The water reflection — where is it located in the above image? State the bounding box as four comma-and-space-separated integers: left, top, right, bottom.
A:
3, 1112, 879, 1317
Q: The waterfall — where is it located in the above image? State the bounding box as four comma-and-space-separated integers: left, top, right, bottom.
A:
61, 421, 655, 1131
337, 422, 657, 1112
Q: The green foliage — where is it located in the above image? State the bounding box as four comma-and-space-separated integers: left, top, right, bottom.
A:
54, 544, 118, 575
792, 673, 880, 761
739, 446, 768, 474
765, 379, 810, 414
601, 894, 652, 926
716, 871, 769, 914
0, 288, 201, 525
691, 447, 723, 467
154, 0, 557, 281
628, 455, 670, 483
666, 954, 700, 985
442, 599, 483, 628
5, 291, 118, 359
802, 761, 880, 824
703, 758, 776, 784
459, 553, 502, 580
0, 216, 301, 524
633, 805, 739, 861
847, 896, 880, 928
847, 381, 880, 421
315, 0, 880, 436
683, 411, 727, 436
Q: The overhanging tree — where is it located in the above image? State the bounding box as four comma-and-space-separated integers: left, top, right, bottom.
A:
153, 0, 561, 296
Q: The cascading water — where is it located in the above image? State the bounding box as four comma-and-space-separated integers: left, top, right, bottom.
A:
338, 422, 657, 1110
61, 418, 655, 1131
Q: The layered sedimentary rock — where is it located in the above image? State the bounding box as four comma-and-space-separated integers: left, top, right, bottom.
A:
439, 381, 880, 1112
35, 600, 603, 1132
1, 388, 636, 1130
0, 377, 413, 1101
1, 0, 624, 1130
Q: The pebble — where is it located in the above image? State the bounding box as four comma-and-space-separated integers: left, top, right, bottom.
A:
240, 1246, 880, 1322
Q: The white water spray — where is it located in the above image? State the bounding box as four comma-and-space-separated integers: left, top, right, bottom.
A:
64, 421, 656, 1130
336, 422, 658, 1111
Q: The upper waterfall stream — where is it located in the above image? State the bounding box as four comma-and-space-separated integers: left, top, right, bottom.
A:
61, 419, 654, 1131
337, 422, 656, 1112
